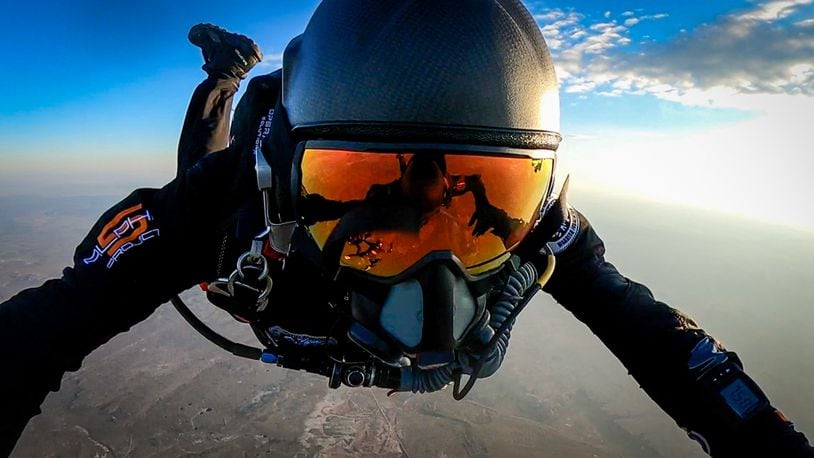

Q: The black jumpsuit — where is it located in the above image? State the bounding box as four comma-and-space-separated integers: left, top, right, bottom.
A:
1, 71, 811, 457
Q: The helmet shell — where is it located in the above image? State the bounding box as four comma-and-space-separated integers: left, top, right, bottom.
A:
282, 0, 560, 149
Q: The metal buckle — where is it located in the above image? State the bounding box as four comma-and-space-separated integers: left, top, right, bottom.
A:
208, 231, 274, 312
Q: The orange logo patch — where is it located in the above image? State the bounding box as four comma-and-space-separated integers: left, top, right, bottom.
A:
82, 204, 160, 268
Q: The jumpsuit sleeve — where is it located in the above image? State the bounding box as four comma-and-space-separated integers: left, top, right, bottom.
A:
540, 204, 813, 456
0, 145, 257, 456
0, 270, 166, 456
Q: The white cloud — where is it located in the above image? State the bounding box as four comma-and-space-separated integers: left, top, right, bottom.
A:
531, 2, 814, 110
564, 79, 597, 93
737, 0, 813, 21
528, 3, 814, 229
622, 13, 669, 28
589, 22, 618, 31
534, 11, 565, 22
538, 11, 584, 51
256, 51, 284, 70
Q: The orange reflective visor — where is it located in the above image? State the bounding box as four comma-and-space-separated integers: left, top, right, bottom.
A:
298, 144, 555, 278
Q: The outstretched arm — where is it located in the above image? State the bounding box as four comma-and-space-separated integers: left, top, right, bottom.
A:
534, 193, 813, 456
0, 143, 260, 456
451, 174, 524, 242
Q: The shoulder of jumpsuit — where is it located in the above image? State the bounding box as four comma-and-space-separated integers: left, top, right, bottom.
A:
246, 68, 283, 98
537, 177, 583, 256
240, 69, 283, 126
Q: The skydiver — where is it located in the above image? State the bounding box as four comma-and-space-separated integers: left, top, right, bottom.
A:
1, 3, 813, 457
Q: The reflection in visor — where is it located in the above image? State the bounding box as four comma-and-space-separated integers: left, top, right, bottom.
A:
299, 149, 554, 277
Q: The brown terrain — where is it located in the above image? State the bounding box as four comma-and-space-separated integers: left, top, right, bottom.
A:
3, 191, 813, 457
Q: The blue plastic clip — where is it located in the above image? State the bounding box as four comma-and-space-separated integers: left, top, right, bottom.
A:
260, 352, 278, 364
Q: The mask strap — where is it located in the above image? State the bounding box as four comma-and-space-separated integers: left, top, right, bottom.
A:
254, 107, 297, 256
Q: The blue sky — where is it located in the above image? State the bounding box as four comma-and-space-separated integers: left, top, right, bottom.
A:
1, 0, 812, 228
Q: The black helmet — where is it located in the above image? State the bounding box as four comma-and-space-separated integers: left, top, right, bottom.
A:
257, 0, 560, 384
282, 0, 560, 150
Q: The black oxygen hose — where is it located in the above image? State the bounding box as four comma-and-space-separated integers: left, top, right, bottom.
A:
451, 255, 555, 399
172, 254, 555, 398
452, 282, 542, 400
399, 255, 556, 398
171, 295, 400, 388
170, 296, 264, 360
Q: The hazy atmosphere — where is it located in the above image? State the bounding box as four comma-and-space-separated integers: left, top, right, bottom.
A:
1, 0, 813, 456
3, 191, 813, 456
